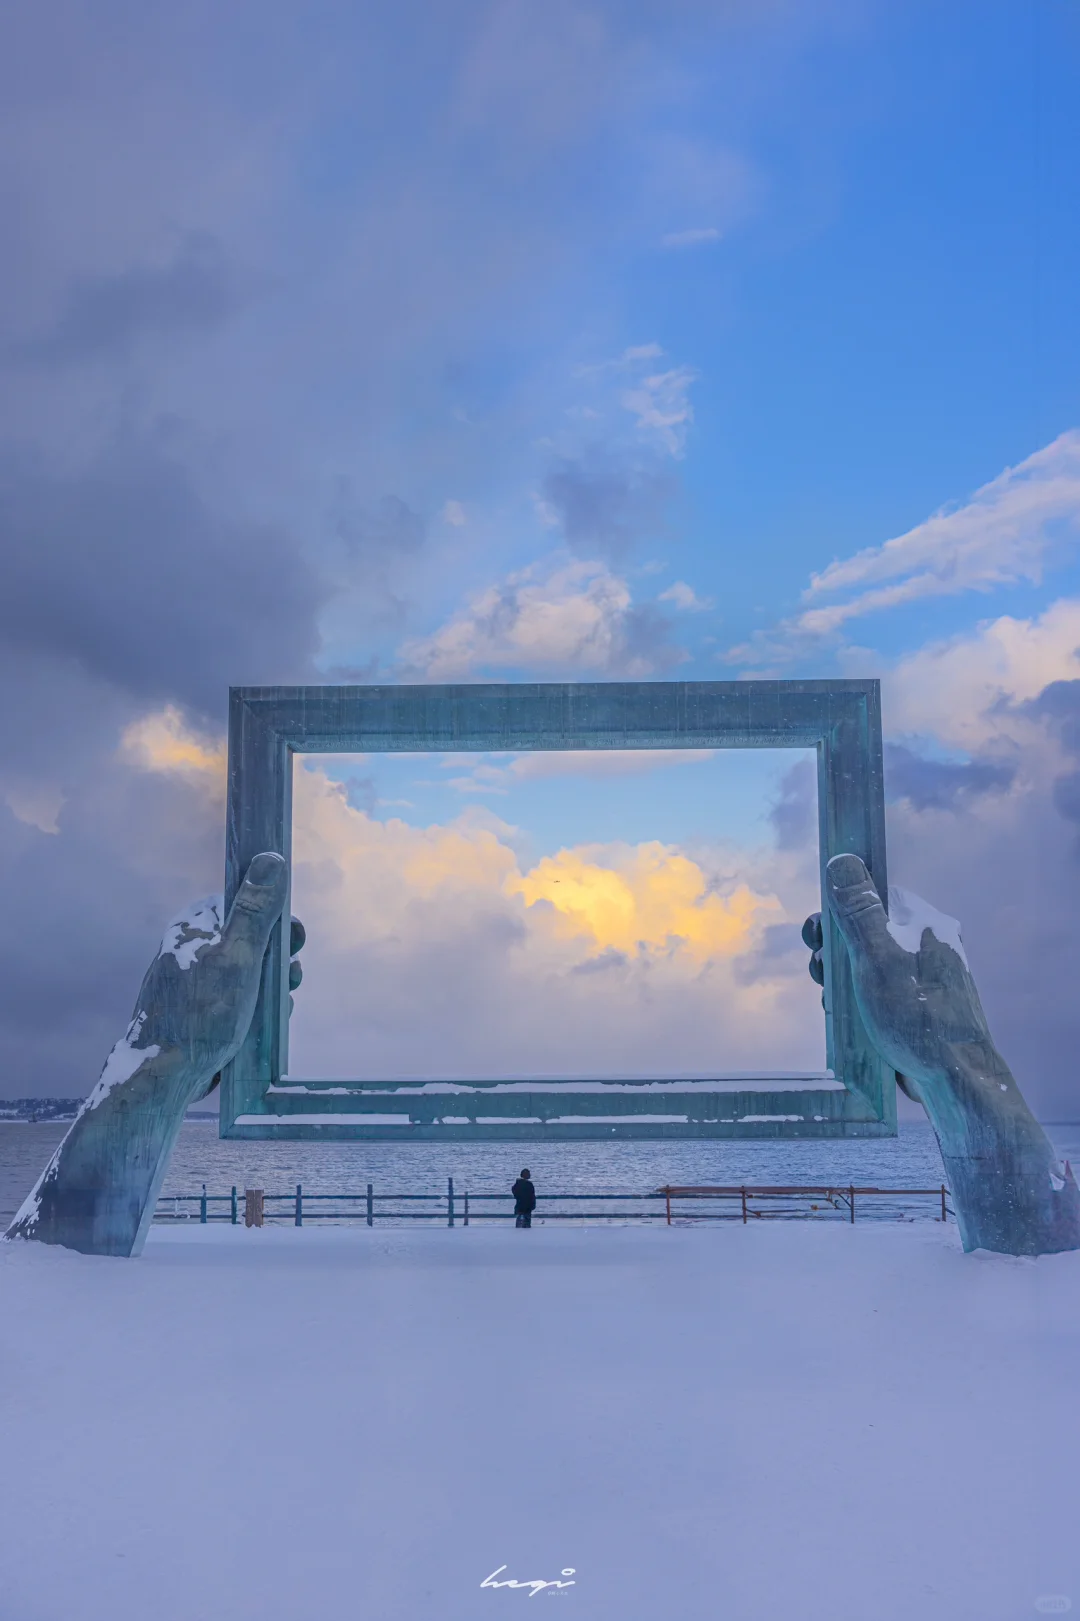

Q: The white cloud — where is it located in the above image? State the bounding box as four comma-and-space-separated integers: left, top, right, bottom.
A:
884, 597, 1080, 749
661, 227, 721, 249
659, 580, 713, 611
120, 705, 226, 783
571, 344, 697, 457
399, 556, 682, 680
725, 431, 1080, 668
287, 762, 822, 1079
2, 781, 65, 835
799, 430, 1080, 635
441, 499, 467, 527
620, 364, 697, 457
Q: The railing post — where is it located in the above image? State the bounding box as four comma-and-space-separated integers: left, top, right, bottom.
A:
941, 1184, 947, 1222
849, 1185, 856, 1224
448, 1176, 455, 1227
231, 1185, 238, 1225
200, 1184, 207, 1224
666, 1189, 671, 1226
741, 1186, 747, 1224
367, 1182, 374, 1227
295, 1182, 303, 1227
464, 1191, 469, 1226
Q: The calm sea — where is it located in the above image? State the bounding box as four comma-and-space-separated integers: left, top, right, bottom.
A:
4, 1119, 1079, 1226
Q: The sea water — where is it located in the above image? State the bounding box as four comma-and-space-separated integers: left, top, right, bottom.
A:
3, 1119, 1079, 1227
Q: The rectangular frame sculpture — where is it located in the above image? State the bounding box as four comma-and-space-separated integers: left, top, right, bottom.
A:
220, 680, 895, 1141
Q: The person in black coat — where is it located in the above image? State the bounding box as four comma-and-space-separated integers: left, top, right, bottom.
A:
512, 1168, 536, 1228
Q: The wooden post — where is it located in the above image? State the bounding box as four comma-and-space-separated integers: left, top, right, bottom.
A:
849, 1185, 856, 1224
366, 1182, 374, 1227
741, 1186, 747, 1224
448, 1176, 455, 1228
665, 1189, 671, 1226
464, 1191, 469, 1226
295, 1182, 303, 1227
244, 1188, 264, 1228
941, 1184, 947, 1222
231, 1185, 237, 1225
200, 1184, 207, 1224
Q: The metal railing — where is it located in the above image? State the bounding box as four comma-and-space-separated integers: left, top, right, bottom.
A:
154, 1179, 953, 1227
656, 1184, 953, 1224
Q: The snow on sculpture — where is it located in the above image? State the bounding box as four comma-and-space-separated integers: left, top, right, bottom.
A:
5, 842, 1078, 1258
5, 853, 293, 1258
806, 853, 1080, 1256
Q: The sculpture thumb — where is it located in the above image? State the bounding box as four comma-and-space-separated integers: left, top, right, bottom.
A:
219, 852, 289, 961
825, 853, 895, 963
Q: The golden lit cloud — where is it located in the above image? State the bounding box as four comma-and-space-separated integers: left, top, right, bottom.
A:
506, 842, 777, 959
285, 762, 822, 1077
293, 763, 781, 964
121, 706, 227, 782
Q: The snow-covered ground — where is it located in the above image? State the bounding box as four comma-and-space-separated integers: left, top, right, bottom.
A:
1, 1223, 1077, 1621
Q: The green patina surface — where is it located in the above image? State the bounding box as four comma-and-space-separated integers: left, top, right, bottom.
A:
221, 680, 894, 1142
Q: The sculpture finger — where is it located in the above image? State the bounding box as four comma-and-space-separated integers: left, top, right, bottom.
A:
219, 852, 289, 964
825, 854, 905, 967
290, 916, 306, 956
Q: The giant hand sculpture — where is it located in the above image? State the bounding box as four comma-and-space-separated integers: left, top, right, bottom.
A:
807, 853, 1080, 1256
6, 853, 293, 1258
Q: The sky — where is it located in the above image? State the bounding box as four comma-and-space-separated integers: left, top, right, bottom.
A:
2, 0, 1080, 1113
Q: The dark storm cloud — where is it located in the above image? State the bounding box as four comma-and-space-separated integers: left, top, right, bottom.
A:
0, 440, 327, 716
770, 757, 816, 850
334, 492, 426, 560
733, 922, 805, 985
9, 236, 253, 366
1018, 678, 1080, 746
0, 753, 228, 1096
883, 742, 1016, 812
1016, 679, 1080, 834
617, 602, 687, 676
541, 451, 674, 562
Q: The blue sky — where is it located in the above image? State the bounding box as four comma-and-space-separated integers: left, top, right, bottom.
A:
2, 0, 1080, 1106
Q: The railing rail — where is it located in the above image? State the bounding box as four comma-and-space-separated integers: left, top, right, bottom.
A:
154, 1181, 954, 1227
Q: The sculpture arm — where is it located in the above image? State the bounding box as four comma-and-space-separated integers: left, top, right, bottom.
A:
5, 852, 289, 1258
820, 853, 1080, 1256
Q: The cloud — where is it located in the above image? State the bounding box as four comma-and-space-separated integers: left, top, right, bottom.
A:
883, 743, 1016, 812
505, 842, 778, 961
2, 782, 65, 835
9, 235, 252, 365
399, 557, 686, 680
540, 452, 674, 563
884, 597, 1080, 748
0, 438, 326, 715
1018, 680, 1080, 842
659, 580, 712, 611
799, 430, 1080, 635
120, 705, 227, 784
620, 364, 697, 457
288, 761, 822, 1078
769, 757, 816, 852
725, 434, 1080, 669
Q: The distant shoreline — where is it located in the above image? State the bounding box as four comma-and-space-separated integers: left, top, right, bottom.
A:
0, 1100, 219, 1124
